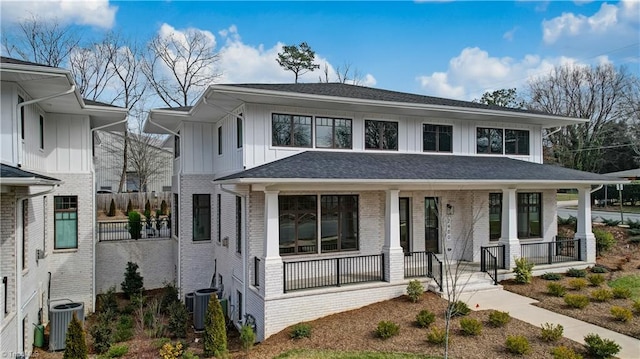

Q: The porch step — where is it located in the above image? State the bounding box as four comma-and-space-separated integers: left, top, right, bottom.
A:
431, 271, 502, 294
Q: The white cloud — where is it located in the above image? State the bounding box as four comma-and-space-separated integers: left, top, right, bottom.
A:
0, 0, 117, 29
503, 27, 518, 41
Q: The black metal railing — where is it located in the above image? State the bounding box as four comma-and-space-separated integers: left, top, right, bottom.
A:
520, 238, 582, 265
404, 251, 443, 291
480, 245, 505, 285
253, 257, 261, 287
283, 254, 384, 293
98, 219, 172, 241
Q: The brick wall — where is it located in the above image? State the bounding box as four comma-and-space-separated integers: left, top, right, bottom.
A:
0, 192, 17, 354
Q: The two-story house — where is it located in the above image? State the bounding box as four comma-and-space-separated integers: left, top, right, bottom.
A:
144, 83, 621, 342
0, 57, 127, 356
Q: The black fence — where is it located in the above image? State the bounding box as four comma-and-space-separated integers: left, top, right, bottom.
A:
520, 238, 582, 265
98, 219, 171, 241
403, 251, 443, 291
480, 245, 505, 285
283, 254, 385, 293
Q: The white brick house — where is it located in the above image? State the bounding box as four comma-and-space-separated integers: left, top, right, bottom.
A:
0, 57, 127, 357
145, 83, 622, 342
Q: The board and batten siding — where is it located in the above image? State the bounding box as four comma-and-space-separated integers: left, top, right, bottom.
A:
45, 113, 93, 173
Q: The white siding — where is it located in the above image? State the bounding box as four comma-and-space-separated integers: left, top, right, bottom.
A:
0, 83, 17, 164
45, 114, 92, 173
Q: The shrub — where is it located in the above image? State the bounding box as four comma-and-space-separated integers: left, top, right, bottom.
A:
113, 315, 134, 342
406, 280, 424, 303
513, 257, 534, 284
633, 300, 640, 313
203, 295, 227, 358
505, 335, 531, 355
426, 326, 446, 345
182, 351, 199, 359
159, 341, 183, 359
375, 321, 399, 339
540, 323, 564, 342
600, 218, 621, 227
449, 300, 471, 317
557, 215, 577, 228
97, 286, 118, 316
415, 309, 436, 328
459, 318, 482, 336
587, 274, 606, 286
584, 333, 620, 359
590, 289, 613, 302
153, 338, 172, 350
106, 344, 129, 358
167, 301, 189, 339
145, 199, 151, 213
564, 294, 589, 309
127, 211, 142, 240
626, 218, 640, 230
160, 282, 180, 314
121, 262, 144, 299
488, 311, 511, 327
90, 317, 112, 354
568, 278, 588, 290
290, 323, 312, 339
542, 272, 562, 281
590, 266, 609, 273
551, 346, 584, 359
547, 283, 567, 297
240, 324, 256, 353
594, 228, 615, 254
160, 200, 168, 215
566, 268, 587, 278
610, 306, 632, 322
612, 287, 632, 299
108, 198, 117, 217
63, 312, 88, 359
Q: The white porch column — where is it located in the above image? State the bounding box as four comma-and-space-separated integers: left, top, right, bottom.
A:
263, 190, 283, 297
575, 187, 596, 263
384, 189, 404, 283
500, 188, 520, 270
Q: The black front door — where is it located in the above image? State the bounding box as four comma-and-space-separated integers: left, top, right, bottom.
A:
399, 197, 411, 253
425, 197, 439, 253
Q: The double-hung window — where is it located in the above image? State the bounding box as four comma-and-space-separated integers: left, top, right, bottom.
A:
272, 113, 312, 147
315, 117, 352, 149
423, 124, 452, 152
517, 193, 541, 238
192, 194, 210, 241
364, 120, 398, 150
54, 196, 78, 249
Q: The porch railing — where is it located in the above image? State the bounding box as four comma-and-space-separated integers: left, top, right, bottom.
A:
403, 251, 443, 292
98, 219, 171, 241
480, 244, 505, 285
283, 254, 385, 293
521, 238, 582, 265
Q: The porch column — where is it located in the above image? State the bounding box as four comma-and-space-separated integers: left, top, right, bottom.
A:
263, 190, 283, 297
500, 188, 520, 270
575, 187, 596, 263
384, 189, 404, 283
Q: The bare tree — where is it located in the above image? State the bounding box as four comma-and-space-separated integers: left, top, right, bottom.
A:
319, 62, 367, 86
143, 28, 220, 107
127, 107, 168, 192
69, 43, 115, 101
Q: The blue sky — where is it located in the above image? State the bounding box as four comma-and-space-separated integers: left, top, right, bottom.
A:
1, 0, 639, 101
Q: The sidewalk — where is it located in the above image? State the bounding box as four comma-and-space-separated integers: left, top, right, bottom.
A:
459, 289, 640, 359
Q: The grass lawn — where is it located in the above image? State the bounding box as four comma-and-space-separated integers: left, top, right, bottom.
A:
556, 193, 578, 201
609, 274, 640, 300
275, 349, 438, 359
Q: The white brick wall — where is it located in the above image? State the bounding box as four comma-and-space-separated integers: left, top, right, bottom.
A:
1, 192, 17, 355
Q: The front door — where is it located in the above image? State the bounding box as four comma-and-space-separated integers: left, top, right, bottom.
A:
425, 197, 439, 253
399, 197, 411, 253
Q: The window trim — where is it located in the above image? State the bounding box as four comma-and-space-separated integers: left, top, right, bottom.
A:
517, 192, 542, 239
364, 119, 399, 151
192, 194, 211, 241
271, 113, 313, 148
422, 123, 453, 153
315, 116, 353, 149
54, 196, 78, 250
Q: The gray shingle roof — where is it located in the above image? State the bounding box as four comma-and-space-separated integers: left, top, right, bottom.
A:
1, 163, 61, 182
217, 151, 617, 183
0, 56, 55, 68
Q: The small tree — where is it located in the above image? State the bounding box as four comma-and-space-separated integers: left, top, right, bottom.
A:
240, 324, 256, 355
160, 199, 168, 215
276, 42, 320, 83
107, 198, 117, 217
126, 199, 133, 215
128, 211, 142, 240
203, 295, 228, 358
121, 262, 144, 299
63, 312, 88, 359
145, 199, 151, 213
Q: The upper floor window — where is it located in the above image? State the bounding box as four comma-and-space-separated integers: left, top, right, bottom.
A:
193, 194, 211, 241
423, 124, 452, 152
174, 132, 180, 158
218, 126, 223, 155
316, 117, 352, 149
18, 96, 25, 140
477, 127, 530, 155
272, 113, 312, 147
54, 196, 78, 249
505, 129, 529, 155
237, 114, 243, 149
39, 115, 44, 149
477, 128, 503, 154
364, 120, 398, 150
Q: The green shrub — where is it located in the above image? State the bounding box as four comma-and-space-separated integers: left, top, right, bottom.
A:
426, 326, 447, 345
415, 309, 436, 328
591, 289, 613, 302
97, 286, 118, 316
547, 283, 567, 297
145, 199, 151, 213
594, 228, 615, 254
153, 338, 171, 350
127, 211, 142, 240
375, 321, 399, 339
121, 262, 144, 299
584, 333, 621, 359
513, 258, 534, 284
626, 218, 640, 230
182, 350, 199, 359
587, 274, 606, 286
568, 278, 588, 290
459, 318, 482, 336
633, 299, 640, 313
126, 199, 133, 215
240, 324, 256, 353
566, 268, 587, 278
564, 294, 589, 309
108, 198, 117, 217
90, 317, 112, 354
160, 200, 168, 215
406, 280, 424, 303
540, 323, 564, 342
610, 306, 632, 322
106, 344, 128, 358
449, 300, 471, 317
63, 312, 88, 359
160, 282, 180, 314
542, 272, 562, 281
590, 266, 609, 274
557, 215, 577, 228
612, 287, 632, 299
113, 315, 134, 342
203, 295, 227, 358
167, 301, 189, 339
551, 346, 584, 359
290, 323, 312, 339
600, 218, 621, 227
488, 310, 511, 327
505, 335, 531, 355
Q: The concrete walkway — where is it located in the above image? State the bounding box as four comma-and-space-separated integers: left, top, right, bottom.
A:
458, 289, 640, 359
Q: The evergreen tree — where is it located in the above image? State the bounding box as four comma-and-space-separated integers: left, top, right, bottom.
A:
63, 312, 88, 359
203, 295, 228, 358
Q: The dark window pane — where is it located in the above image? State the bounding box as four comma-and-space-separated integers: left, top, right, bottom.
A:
272, 114, 292, 146
315, 117, 333, 148
517, 193, 542, 238
279, 195, 317, 255
423, 125, 436, 151
193, 194, 211, 241
489, 193, 502, 240
490, 128, 503, 154
335, 119, 352, 149
365, 120, 397, 150
477, 128, 489, 153
438, 126, 452, 152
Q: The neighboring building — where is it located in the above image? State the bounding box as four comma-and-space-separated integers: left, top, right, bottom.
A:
0, 57, 127, 356
94, 130, 173, 193
145, 83, 622, 342
605, 168, 640, 180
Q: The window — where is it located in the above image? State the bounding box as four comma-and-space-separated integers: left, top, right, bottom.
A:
423, 124, 452, 152
237, 290, 243, 321
54, 196, 78, 249
364, 120, 398, 150
174, 132, 180, 158
517, 193, 541, 238
18, 96, 24, 140
505, 129, 529, 155
489, 193, 502, 241
279, 195, 317, 255
236, 196, 242, 253
39, 115, 44, 149
217, 194, 221, 242
192, 194, 210, 241
320, 195, 358, 252
43, 196, 47, 251
173, 194, 179, 237
237, 114, 243, 148
218, 126, 223, 155
22, 200, 28, 270
315, 117, 352, 149
477, 128, 503, 154
162, 186, 172, 192
272, 113, 312, 147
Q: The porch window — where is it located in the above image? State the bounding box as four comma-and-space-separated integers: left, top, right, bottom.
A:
364, 120, 398, 150
54, 196, 78, 249
423, 124, 452, 152
505, 129, 529, 155
489, 193, 502, 241
320, 195, 358, 252
192, 194, 210, 241
517, 193, 541, 238
279, 195, 317, 255
272, 113, 312, 147
477, 128, 503, 154
237, 114, 243, 148
315, 117, 352, 149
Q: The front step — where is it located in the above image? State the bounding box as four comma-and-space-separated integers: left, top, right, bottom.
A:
430, 271, 502, 294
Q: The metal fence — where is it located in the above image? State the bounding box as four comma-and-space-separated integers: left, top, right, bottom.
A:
97, 192, 172, 214
98, 218, 171, 241
520, 238, 582, 265
403, 251, 443, 291
480, 245, 505, 285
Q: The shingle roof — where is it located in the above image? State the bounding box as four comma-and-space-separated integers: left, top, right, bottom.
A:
1, 163, 61, 183
216, 151, 617, 183
0, 56, 55, 68
84, 99, 122, 108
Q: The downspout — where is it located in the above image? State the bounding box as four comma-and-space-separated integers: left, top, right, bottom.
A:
16, 85, 76, 167
590, 184, 604, 193
15, 184, 60, 357
218, 184, 247, 326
